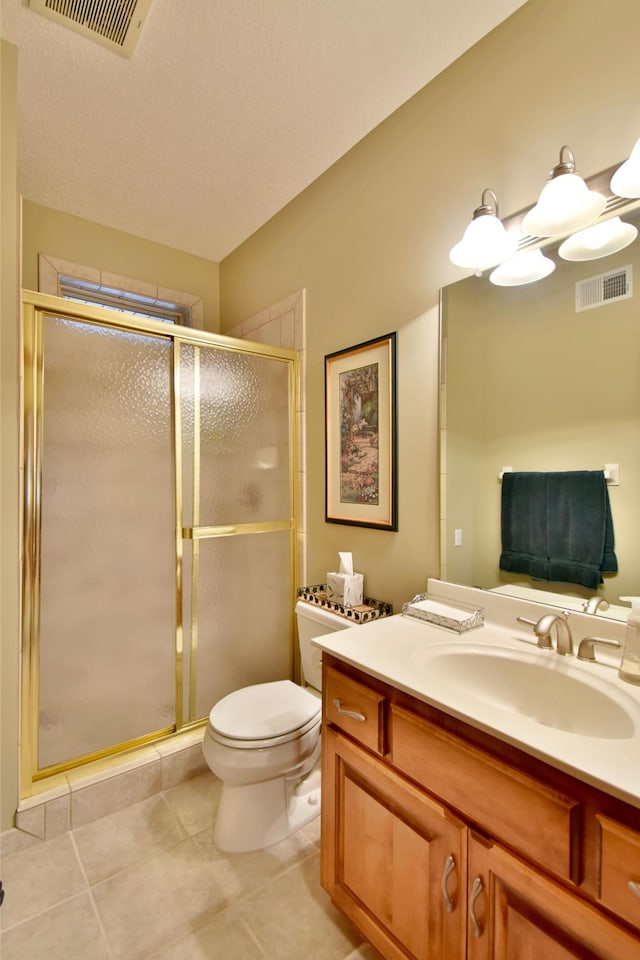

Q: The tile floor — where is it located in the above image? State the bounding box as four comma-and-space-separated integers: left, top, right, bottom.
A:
0, 769, 383, 960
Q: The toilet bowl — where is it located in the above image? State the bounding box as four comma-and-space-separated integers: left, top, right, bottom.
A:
202, 599, 355, 853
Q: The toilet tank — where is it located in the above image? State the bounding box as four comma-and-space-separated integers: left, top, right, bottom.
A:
295, 600, 356, 691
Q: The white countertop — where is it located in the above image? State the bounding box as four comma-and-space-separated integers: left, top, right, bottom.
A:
312, 599, 640, 809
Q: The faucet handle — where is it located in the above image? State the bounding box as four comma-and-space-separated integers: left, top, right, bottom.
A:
577, 636, 622, 663
516, 616, 536, 627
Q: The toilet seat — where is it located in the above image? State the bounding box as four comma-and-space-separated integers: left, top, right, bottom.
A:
207, 679, 321, 749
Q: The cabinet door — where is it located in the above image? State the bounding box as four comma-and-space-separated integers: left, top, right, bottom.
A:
467, 833, 640, 960
597, 814, 640, 930
322, 726, 466, 960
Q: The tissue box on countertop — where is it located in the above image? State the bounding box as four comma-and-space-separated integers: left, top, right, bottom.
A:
326, 551, 363, 608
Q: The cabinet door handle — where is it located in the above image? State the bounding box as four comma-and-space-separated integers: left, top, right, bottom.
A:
469, 876, 484, 939
332, 698, 366, 722
441, 854, 456, 913
629, 880, 640, 899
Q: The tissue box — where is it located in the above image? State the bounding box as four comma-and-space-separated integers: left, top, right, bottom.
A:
326, 572, 364, 608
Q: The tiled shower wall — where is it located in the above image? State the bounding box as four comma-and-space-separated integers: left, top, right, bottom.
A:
225, 289, 307, 586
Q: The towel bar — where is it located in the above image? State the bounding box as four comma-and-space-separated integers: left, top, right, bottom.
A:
498, 464, 619, 485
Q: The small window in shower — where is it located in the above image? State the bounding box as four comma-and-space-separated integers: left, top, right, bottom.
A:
59, 275, 191, 324
38, 253, 205, 329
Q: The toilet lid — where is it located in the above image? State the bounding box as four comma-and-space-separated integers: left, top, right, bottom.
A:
208, 679, 321, 741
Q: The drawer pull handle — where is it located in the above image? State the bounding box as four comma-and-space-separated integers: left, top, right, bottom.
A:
629, 880, 640, 899
469, 876, 484, 939
332, 698, 366, 722
441, 854, 456, 913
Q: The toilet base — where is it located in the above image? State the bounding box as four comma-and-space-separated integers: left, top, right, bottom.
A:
213, 764, 321, 853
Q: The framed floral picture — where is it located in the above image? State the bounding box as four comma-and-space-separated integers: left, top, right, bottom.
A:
325, 332, 397, 530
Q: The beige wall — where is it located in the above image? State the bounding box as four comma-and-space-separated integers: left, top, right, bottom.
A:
219, 0, 640, 614
22, 201, 221, 332
1, 39, 20, 830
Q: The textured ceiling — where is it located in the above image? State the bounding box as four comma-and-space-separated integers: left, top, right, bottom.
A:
1, 0, 526, 261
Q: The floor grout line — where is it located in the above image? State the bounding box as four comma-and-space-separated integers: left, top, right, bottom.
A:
238, 908, 272, 959
87, 832, 204, 893
0, 888, 89, 936
192, 823, 321, 910
71, 793, 192, 890
68, 830, 116, 959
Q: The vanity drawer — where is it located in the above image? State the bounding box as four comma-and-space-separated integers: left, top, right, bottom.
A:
390, 704, 581, 882
598, 815, 640, 929
324, 666, 387, 755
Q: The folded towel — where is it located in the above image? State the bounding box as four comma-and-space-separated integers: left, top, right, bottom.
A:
409, 599, 473, 622
500, 470, 617, 590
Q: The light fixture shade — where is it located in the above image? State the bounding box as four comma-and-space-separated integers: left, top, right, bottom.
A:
610, 138, 640, 198
489, 248, 556, 286
521, 146, 607, 238
450, 216, 517, 269
558, 216, 638, 261
449, 189, 518, 270
521, 173, 606, 237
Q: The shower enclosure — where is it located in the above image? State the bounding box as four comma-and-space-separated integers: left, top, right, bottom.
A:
21, 292, 299, 793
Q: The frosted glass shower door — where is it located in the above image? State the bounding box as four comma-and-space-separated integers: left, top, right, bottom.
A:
180, 344, 295, 719
23, 293, 299, 787
37, 316, 176, 769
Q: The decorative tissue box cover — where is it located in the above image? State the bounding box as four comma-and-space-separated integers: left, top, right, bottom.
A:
326, 572, 364, 608
297, 585, 392, 624
401, 594, 484, 633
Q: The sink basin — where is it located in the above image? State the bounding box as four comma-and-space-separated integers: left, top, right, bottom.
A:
417, 643, 638, 739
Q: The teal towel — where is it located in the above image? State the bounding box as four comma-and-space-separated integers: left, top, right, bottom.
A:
499, 470, 617, 590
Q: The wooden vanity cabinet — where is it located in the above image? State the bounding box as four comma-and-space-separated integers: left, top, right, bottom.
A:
320, 655, 640, 960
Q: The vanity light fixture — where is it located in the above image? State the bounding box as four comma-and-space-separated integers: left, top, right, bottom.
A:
610, 137, 640, 198
521, 146, 607, 237
558, 216, 638, 262
489, 248, 556, 286
449, 188, 518, 271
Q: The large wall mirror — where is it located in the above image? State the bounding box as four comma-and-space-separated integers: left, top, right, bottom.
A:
440, 181, 640, 623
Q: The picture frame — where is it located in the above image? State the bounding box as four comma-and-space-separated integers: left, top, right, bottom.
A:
325, 332, 397, 530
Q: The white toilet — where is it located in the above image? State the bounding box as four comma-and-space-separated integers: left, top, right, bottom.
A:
202, 599, 355, 853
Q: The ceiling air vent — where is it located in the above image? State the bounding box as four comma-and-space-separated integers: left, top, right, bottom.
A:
575, 265, 632, 312
30, 0, 153, 57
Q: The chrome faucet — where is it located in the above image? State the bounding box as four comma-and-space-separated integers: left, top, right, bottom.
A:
583, 597, 610, 615
517, 611, 574, 655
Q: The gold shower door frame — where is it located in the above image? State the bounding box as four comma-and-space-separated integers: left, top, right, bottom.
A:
20, 291, 300, 797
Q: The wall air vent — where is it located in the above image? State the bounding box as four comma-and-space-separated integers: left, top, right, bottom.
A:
575, 265, 632, 312
30, 0, 153, 57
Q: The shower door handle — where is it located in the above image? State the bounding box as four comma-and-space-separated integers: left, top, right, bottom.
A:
332, 699, 366, 722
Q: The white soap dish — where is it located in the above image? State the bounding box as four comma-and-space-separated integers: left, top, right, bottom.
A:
401, 594, 484, 633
